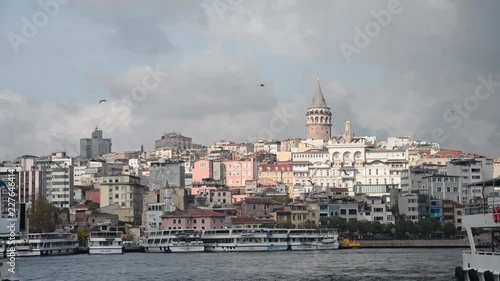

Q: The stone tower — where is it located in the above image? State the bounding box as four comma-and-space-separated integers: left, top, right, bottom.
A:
306, 78, 332, 141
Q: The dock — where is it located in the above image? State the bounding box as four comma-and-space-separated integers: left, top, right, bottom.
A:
358, 239, 490, 248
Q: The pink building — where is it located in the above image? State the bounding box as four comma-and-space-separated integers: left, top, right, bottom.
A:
85, 189, 100, 204
192, 160, 212, 183
192, 159, 257, 188
162, 209, 226, 230
223, 160, 257, 188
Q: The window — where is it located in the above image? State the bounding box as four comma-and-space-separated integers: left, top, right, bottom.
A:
201, 219, 205, 224
340, 209, 346, 215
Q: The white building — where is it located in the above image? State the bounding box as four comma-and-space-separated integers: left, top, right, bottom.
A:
73, 166, 87, 186
358, 196, 395, 224
36, 152, 74, 208
397, 193, 419, 222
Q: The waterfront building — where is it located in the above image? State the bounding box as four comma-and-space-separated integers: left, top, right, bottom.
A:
80, 127, 112, 159
429, 199, 444, 224
422, 174, 462, 202
445, 158, 494, 202
284, 201, 320, 228
98, 175, 148, 225
327, 199, 359, 221
86, 212, 119, 227
397, 193, 419, 222
35, 151, 74, 208
230, 217, 275, 228
239, 198, 282, 218
358, 196, 395, 224
162, 209, 226, 230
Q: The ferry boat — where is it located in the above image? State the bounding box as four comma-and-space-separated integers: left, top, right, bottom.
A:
143, 229, 204, 253
88, 231, 123, 255
287, 229, 339, 250
9, 233, 79, 257
202, 228, 289, 252
455, 179, 500, 281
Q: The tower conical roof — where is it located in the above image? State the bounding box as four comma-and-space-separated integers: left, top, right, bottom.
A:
311, 78, 328, 108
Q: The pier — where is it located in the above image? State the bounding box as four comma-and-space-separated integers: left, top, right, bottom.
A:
358, 239, 490, 248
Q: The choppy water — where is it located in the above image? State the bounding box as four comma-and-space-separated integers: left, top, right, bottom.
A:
18, 248, 462, 281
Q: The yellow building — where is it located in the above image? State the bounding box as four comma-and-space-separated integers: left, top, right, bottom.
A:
285, 201, 320, 228
258, 162, 294, 197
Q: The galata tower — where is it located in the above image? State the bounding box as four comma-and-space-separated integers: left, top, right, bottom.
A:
306, 78, 332, 141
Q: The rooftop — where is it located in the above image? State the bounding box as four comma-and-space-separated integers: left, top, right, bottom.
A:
163, 209, 226, 218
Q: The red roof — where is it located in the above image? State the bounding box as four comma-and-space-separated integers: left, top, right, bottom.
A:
231, 217, 275, 224
428, 150, 473, 159
244, 198, 281, 205
163, 209, 226, 218
70, 202, 89, 210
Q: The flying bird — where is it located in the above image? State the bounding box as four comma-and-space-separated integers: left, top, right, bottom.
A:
260, 84, 265, 87
99, 99, 106, 104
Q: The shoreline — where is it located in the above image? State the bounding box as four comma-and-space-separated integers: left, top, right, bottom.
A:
356, 239, 488, 248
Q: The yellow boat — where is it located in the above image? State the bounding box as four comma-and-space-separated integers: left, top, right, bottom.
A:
340, 238, 361, 249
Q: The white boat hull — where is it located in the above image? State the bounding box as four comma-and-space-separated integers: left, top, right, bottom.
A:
89, 247, 123, 255
169, 245, 205, 253
143, 246, 169, 253
290, 242, 339, 250
12, 247, 78, 257
204, 243, 288, 252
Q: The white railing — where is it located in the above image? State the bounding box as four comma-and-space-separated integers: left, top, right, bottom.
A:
476, 251, 500, 256
464, 198, 500, 215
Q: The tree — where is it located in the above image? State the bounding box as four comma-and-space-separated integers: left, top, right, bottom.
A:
77, 228, 89, 247
304, 220, 317, 229
85, 200, 100, 211
28, 197, 59, 233
278, 222, 296, 229
443, 222, 456, 238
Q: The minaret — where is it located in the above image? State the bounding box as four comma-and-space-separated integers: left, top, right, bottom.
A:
343, 121, 354, 143
306, 77, 332, 141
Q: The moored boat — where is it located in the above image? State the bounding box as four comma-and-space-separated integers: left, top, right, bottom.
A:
455, 179, 500, 281
202, 228, 289, 252
142, 229, 204, 253
9, 233, 79, 257
288, 229, 339, 251
88, 231, 123, 255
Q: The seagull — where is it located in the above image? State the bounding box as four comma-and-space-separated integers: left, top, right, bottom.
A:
260, 84, 265, 87
99, 99, 106, 104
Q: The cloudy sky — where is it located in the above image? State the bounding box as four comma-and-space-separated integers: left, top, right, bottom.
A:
1, 0, 499, 160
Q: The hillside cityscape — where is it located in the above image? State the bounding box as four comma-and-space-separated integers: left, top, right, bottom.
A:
1, 80, 498, 240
